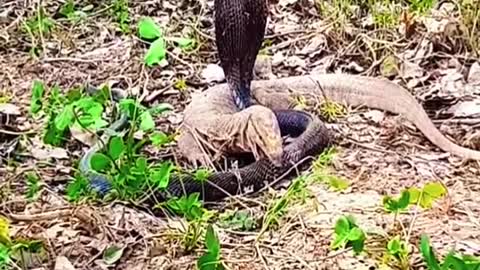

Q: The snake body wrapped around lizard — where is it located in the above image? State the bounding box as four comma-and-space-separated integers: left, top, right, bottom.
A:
81, 0, 480, 203
80, 0, 332, 202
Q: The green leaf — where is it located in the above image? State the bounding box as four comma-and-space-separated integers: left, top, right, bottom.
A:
108, 136, 125, 160
205, 224, 220, 255
197, 251, 219, 270
66, 87, 82, 103
149, 103, 173, 116
387, 236, 401, 254
328, 177, 349, 191
138, 17, 162, 40
170, 37, 194, 48
144, 38, 166, 66
103, 245, 124, 265
140, 111, 155, 131
334, 216, 350, 236
408, 187, 421, 204
0, 217, 11, 245
442, 252, 468, 270
351, 238, 365, 254
419, 195, 434, 209
150, 162, 173, 189
331, 235, 348, 250
30, 80, 45, 115
397, 190, 411, 209
150, 131, 171, 147
11, 239, 43, 253
90, 153, 112, 171
419, 234, 441, 270
194, 168, 212, 182
423, 182, 446, 199
347, 227, 364, 241
383, 190, 411, 213
0, 244, 10, 266
66, 176, 89, 202
92, 118, 109, 130
25, 172, 41, 202
54, 104, 75, 131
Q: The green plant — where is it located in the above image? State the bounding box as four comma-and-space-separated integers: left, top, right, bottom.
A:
219, 210, 256, 231
59, 0, 87, 23
137, 16, 195, 67
420, 234, 480, 270
409, 0, 436, 15
386, 235, 410, 269
30, 80, 45, 116
460, 0, 480, 55
309, 147, 349, 191
103, 245, 124, 265
407, 182, 447, 209
0, 217, 44, 269
331, 215, 366, 254
197, 224, 224, 270
376, 182, 448, 269
25, 172, 41, 202
162, 193, 205, 222
382, 189, 410, 225
44, 85, 110, 146
22, 6, 56, 56
318, 99, 346, 122
111, 0, 131, 33
65, 174, 92, 202
24, 7, 55, 36
174, 79, 188, 92
149, 131, 175, 147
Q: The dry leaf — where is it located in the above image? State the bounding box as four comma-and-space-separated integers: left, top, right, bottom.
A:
0, 103, 21, 115
467, 62, 480, 85
201, 64, 225, 83
54, 256, 76, 270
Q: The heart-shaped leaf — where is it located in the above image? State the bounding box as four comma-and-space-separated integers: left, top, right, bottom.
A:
334, 216, 350, 236
108, 136, 125, 160
138, 17, 162, 40
150, 161, 173, 189
144, 38, 166, 66
140, 111, 155, 131
170, 37, 195, 48
90, 153, 111, 171
55, 104, 75, 131
103, 245, 124, 265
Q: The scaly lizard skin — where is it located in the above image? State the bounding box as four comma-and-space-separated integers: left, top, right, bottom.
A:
214, 0, 268, 110
178, 73, 480, 165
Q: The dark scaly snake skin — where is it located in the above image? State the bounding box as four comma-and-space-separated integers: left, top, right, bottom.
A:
82, 109, 332, 202
214, 0, 268, 110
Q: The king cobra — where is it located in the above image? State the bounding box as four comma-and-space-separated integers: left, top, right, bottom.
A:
80, 0, 332, 202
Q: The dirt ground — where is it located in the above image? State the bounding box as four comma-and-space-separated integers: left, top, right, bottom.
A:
1, 0, 479, 269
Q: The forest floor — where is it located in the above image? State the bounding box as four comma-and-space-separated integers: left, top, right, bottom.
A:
1, 0, 479, 269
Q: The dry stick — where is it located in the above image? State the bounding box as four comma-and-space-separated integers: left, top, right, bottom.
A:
42, 57, 101, 63
267, 33, 316, 51
4, 208, 88, 222
255, 242, 271, 270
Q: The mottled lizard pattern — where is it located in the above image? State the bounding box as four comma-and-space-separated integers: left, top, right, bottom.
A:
214, 0, 268, 110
